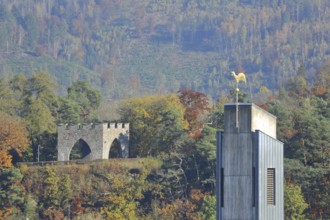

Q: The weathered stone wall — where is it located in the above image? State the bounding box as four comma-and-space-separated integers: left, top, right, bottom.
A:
102, 123, 129, 158
57, 122, 129, 161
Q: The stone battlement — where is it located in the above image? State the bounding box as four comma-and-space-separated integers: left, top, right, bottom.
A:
58, 122, 129, 130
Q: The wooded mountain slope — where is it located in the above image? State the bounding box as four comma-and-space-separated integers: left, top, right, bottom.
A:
0, 62, 329, 219
0, 0, 329, 100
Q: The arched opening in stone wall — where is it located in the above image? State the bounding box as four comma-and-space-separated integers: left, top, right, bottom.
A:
70, 139, 91, 160
109, 138, 122, 158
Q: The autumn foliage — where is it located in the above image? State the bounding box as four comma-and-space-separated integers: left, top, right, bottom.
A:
157, 189, 207, 220
178, 88, 210, 138
0, 112, 29, 169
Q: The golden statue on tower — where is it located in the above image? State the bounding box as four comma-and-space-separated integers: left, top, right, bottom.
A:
231, 71, 247, 128
231, 71, 247, 84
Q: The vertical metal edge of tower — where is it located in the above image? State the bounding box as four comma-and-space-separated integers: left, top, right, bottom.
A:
216, 131, 222, 220
253, 131, 259, 220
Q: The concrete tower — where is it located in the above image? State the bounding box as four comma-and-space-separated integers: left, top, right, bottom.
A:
216, 103, 284, 220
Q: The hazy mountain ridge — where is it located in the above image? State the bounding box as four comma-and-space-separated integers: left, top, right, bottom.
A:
0, 0, 329, 100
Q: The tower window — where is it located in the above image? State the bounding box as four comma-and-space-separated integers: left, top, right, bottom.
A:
267, 168, 275, 205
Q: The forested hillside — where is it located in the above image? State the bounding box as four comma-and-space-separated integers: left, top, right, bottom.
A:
0, 61, 329, 219
0, 0, 329, 219
0, 0, 329, 99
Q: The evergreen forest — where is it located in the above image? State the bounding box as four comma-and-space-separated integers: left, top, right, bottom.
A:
0, 0, 329, 219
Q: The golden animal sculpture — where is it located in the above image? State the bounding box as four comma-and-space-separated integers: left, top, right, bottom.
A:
231, 71, 247, 84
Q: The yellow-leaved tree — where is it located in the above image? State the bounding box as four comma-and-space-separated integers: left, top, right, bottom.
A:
119, 94, 188, 157
97, 165, 148, 219
0, 112, 29, 169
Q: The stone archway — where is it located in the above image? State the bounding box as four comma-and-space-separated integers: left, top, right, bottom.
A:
70, 139, 92, 160
109, 139, 122, 158
57, 122, 129, 161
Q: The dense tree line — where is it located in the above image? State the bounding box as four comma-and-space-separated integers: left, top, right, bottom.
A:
0, 59, 329, 218
0, 1, 328, 218
0, 0, 329, 100
0, 70, 220, 218
0, 71, 101, 164
266, 61, 330, 219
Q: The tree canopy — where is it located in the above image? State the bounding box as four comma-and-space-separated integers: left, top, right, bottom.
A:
0, 112, 29, 169
0, 0, 329, 100
119, 94, 188, 157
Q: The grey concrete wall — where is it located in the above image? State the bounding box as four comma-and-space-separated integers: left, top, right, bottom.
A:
251, 106, 276, 139
224, 104, 252, 134
255, 131, 284, 220
221, 133, 254, 220
57, 122, 129, 161
224, 103, 276, 138
217, 103, 282, 220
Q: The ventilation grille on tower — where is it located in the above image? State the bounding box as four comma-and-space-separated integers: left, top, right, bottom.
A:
267, 168, 275, 205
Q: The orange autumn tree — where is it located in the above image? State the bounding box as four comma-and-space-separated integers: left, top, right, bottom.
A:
0, 112, 29, 169
177, 89, 210, 139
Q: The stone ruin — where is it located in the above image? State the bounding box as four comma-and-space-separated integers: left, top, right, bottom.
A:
57, 122, 129, 161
